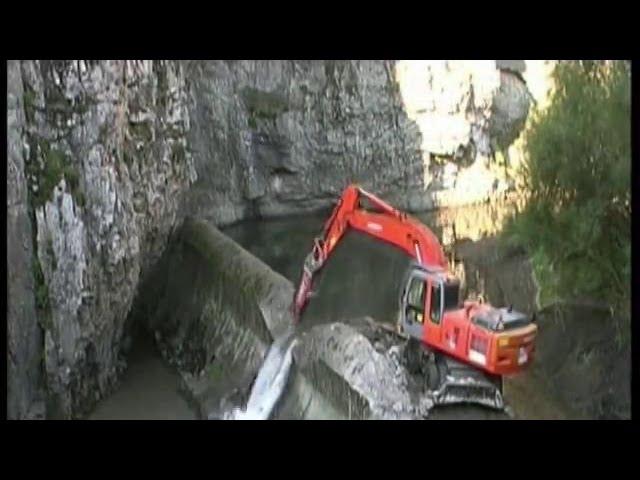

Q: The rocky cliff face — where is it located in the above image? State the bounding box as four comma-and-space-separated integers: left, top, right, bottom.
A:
185, 60, 423, 224
7, 60, 552, 418
7, 60, 44, 420
14, 60, 195, 417
187, 60, 545, 222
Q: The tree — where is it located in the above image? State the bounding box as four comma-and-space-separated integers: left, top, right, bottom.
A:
504, 60, 631, 340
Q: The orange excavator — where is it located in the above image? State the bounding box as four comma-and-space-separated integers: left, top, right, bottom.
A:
291, 184, 538, 409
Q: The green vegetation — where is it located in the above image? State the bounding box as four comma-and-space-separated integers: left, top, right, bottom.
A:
27, 139, 84, 209
207, 362, 225, 382
23, 86, 37, 122
129, 121, 154, 143
171, 141, 186, 164
32, 257, 52, 331
504, 61, 630, 340
241, 87, 289, 128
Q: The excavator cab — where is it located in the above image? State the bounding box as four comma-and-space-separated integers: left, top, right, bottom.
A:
400, 269, 427, 338
398, 265, 459, 343
398, 262, 536, 377
397, 265, 506, 409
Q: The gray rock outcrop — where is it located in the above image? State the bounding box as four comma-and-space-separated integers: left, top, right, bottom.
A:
14, 60, 195, 416
7, 60, 45, 420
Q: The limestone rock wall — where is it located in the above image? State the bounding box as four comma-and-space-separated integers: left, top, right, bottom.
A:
7, 60, 44, 419
14, 60, 195, 416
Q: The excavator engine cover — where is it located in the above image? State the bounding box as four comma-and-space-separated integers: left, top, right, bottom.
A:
472, 308, 532, 332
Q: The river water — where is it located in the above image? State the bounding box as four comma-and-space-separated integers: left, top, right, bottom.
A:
88, 334, 197, 420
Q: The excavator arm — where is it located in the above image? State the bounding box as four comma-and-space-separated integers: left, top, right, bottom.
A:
292, 184, 447, 321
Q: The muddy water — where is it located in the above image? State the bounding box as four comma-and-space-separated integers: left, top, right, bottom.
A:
89, 334, 197, 420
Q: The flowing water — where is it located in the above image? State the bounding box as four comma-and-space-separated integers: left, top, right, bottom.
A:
224, 327, 296, 420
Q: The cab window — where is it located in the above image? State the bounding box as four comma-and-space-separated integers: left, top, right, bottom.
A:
443, 279, 460, 311
406, 277, 426, 323
430, 282, 442, 324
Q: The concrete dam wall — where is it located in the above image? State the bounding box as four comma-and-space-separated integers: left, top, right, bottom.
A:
134, 218, 372, 419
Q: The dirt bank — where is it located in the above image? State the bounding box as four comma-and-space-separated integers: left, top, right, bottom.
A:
454, 237, 631, 419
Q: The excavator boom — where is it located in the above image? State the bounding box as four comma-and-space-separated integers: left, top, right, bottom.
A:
293, 185, 446, 320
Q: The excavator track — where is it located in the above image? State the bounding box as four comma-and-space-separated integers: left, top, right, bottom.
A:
376, 319, 505, 411
432, 355, 504, 410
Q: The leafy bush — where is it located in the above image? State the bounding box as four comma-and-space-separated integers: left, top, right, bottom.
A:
504, 61, 630, 335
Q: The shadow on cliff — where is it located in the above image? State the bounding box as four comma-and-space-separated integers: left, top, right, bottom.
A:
184, 60, 432, 226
